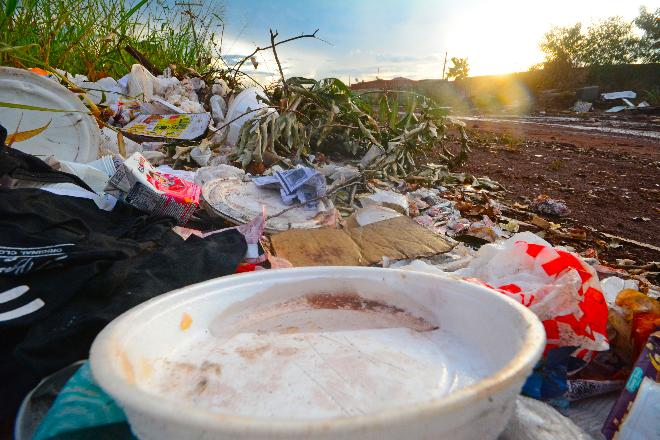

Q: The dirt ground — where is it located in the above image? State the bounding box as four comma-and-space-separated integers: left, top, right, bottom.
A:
445, 116, 659, 265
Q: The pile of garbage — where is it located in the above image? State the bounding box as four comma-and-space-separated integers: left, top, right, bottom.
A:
1, 62, 658, 440
571, 87, 656, 114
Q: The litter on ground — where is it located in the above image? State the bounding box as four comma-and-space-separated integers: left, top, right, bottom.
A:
1, 3, 658, 439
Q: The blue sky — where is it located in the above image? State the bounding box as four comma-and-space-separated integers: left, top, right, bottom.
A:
217, 0, 658, 82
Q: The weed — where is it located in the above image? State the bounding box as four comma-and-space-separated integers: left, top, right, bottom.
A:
643, 86, 660, 106
549, 159, 563, 171
234, 76, 469, 176
0, 0, 224, 80
500, 133, 522, 151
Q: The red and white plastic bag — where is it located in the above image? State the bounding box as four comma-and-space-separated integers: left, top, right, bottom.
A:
457, 232, 609, 360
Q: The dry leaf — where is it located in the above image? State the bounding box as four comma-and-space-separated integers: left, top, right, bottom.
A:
6, 120, 51, 145
117, 130, 126, 157
250, 56, 259, 69
530, 215, 560, 230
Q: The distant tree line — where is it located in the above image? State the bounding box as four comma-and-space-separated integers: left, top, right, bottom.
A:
535, 6, 659, 71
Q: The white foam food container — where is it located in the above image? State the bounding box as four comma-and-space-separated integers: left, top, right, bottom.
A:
90, 267, 545, 440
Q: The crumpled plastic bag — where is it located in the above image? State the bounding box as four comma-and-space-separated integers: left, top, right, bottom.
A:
500, 396, 592, 440
457, 231, 609, 360
194, 164, 245, 187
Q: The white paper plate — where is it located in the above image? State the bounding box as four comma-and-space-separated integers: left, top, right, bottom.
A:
202, 177, 329, 232
0, 67, 101, 163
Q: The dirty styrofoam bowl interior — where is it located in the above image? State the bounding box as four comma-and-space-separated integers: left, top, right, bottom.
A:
90, 267, 545, 440
0, 67, 101, 163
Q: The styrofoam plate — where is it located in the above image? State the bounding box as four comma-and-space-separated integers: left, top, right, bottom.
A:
0, 67, 101, 163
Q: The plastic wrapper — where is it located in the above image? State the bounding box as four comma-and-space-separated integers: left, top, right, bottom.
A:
209, 94, 227, 126
531, 194, 568, 217
602, 329, 660, 439
122, 113, 211, 141
253, 166, 326, 208
457, 231, 609, 360
609, 289, 660, 362
106, 153, 200, 224
465, 215, 506, 242
566, 379, 625, 401
106, 99, 147, 126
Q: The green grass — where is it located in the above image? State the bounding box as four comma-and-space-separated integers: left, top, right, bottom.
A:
643, 86, 660, 106
0, 0, 224, 80
549, 159, 563, 171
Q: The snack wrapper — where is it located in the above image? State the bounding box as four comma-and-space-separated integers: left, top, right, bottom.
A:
106, 153, 200, 224
602, 328, 660, 439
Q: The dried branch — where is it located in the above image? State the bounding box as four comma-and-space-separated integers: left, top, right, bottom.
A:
270, 29, 288, 97
230, 29, 320, 84
124, 45, 159, 76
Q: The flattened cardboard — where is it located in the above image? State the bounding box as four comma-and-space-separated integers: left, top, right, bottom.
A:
345, 216, 453, 264
271, 229, 363, 266
271, 216, 453, 267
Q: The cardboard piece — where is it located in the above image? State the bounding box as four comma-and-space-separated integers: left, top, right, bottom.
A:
271, 228, 363, 266
271, 216, 453, 267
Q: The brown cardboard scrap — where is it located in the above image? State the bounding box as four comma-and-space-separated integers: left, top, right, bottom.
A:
271, 228, 363, 266
271, 216, 453, 267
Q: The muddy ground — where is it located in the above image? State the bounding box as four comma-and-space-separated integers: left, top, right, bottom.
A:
443, 115, 659, 265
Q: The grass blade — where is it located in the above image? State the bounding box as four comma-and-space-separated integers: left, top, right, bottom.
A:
0, 101, 88, 113
117, 0, 148, 28
4, 0, 17, 18
0, 43, 39, 53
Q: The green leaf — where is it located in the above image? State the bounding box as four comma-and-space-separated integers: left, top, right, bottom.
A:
4, 0, 17, 18
378, 94, 389, 125
117, 0, 148, 28
389, 96, 398, 128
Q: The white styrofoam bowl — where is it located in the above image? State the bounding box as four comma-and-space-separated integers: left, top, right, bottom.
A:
90, 267, 545, 440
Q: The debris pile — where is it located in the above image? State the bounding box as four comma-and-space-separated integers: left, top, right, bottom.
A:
1, 47, 658, 440
569, 88, 656, 114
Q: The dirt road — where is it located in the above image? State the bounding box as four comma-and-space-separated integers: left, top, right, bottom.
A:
450, 115, 659, 263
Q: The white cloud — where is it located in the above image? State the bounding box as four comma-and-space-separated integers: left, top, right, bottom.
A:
220, 0, 656, 81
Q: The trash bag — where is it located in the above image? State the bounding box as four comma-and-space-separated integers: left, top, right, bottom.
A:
0, 144, 93, 192
0, 187, 246, 422
457, 232, 609, 361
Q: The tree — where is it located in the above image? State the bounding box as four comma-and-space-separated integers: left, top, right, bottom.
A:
447, 57, 469, 80
539, 23, 585, 68
635, 6, 660, 62
581, 17, 640, 65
